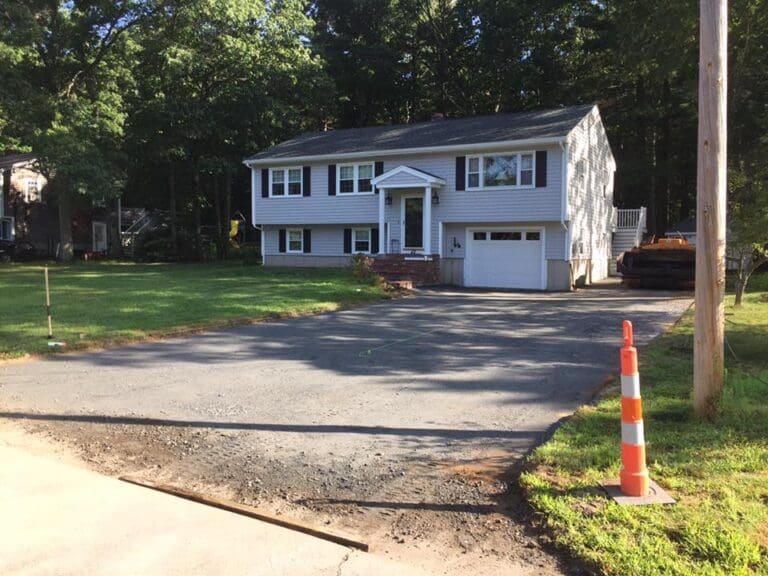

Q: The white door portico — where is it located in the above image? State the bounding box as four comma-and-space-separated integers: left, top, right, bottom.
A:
371, 166, 446, 255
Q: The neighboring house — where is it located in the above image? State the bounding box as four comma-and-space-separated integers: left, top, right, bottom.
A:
0, 153, 52, 247
244, 104, 616, 290
0, 152, 113, 256
667, 216, 697, 246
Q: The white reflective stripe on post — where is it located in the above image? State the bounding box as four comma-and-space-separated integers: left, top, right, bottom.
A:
621, 421, 645, 446
621, 373, 641, 398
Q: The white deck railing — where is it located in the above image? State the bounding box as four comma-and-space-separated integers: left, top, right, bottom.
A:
616, 208, 646, 230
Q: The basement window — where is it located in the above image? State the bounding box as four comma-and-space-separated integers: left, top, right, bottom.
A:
287, 229, 303, 253
353, 228, 371, 253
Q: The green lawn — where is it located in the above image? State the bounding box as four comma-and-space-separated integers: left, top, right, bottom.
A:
521, 274, 768, 576
0, 262, 385, 359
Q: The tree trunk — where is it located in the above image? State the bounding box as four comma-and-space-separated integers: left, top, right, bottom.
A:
734, 278, 745, 307
58, 192, 74, 262
213, 173, 222, 258
734, 256, 747, 307
223, 172, 232, 260
193, 170, 202, 261
168, 163, 179, 258
654, 79, 672, 234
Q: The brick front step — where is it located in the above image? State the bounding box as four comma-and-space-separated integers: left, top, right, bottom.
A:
370, 254, 440, 286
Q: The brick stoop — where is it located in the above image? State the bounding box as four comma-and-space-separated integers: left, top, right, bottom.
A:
371, 254, 440, 287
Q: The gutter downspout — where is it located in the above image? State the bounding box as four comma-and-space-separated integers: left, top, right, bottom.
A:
559, 141, 570, 263
249, 166, 266, 266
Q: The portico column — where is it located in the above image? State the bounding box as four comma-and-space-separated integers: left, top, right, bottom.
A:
424, 186, 432, 255
379, 187, 386, 254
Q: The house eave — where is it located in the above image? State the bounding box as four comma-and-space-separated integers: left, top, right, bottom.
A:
243, 135, 567, 168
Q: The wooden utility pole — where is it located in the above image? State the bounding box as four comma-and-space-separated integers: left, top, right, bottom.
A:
694, 0, 728, 417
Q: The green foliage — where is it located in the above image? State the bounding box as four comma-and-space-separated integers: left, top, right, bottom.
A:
2, 0, 768, 257
521, 289, 768, 575
350, 253, 378, 283
0, 262, 385, 359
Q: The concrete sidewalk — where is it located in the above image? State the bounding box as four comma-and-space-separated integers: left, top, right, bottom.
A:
0, 428, 432, 576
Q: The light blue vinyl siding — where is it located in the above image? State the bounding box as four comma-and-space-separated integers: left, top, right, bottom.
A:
263, 224, 378, 257
252, 147, 563, 227
441, 222, 565, 260
254, 164, 378, 225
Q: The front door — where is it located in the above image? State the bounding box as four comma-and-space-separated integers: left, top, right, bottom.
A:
92, 221, 108, 252
402, 196, 423, 251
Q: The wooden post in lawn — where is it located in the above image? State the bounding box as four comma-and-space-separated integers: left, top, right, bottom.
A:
694, 0, 728, 417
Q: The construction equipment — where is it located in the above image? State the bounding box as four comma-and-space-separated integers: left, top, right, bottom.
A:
617, 237, 695, 290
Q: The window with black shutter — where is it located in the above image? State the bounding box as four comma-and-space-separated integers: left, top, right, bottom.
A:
455, 156, 466, 191
328, 165, 336, 196
303, 166, 311, 196
536, 151, 547, 187
371, 227, 380, 254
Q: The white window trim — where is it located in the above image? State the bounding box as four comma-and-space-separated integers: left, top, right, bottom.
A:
466, 152, 536, 190
269, 167, 303, 198
337, 163, 375, 195
352, 227, 372, 254
286, 228, 304, 253
25, 178, 39, 202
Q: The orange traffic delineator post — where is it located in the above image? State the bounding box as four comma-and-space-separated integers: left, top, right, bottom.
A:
619, 320, 649, 497
601, 320, 675, 506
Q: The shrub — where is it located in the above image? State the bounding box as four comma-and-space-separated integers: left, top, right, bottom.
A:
351, 253, 377, 282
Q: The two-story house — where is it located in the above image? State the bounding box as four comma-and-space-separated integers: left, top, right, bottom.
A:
244, 104, 616, 291
1, 152, 114, 257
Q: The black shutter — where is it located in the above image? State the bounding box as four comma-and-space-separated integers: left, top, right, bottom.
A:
278, 229, 286, 253
343, 228, 352, 254
303, 166, 311, 196
374, 161, 384, 194
455, 156, 466, 191
371, 227, 379, 254
536, 151, 547, 188
303, 229, 312, 253
328, 164, 336, 196
261, 169, 269, 198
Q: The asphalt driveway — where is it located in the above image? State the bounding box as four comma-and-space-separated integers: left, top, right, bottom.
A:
0, 282, 692, 575
1, 283, 691, 451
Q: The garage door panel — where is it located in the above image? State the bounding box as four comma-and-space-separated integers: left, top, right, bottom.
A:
466, 229, 543, 290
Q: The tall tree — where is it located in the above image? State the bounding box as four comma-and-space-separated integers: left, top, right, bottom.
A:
124, 0, 332, 258
0, 1, 153, 260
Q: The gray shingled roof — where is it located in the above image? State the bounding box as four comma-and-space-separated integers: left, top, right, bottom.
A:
0, 152, 37, 170
246, 104, 594, 162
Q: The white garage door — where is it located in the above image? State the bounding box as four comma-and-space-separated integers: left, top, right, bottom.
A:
466, 229, 544, 289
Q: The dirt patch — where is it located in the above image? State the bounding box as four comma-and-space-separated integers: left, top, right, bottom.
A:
17, 418, 580, 576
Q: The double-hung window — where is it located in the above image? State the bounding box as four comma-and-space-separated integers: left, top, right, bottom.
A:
338, 163, 374, 194
466, 153, 535, 189
287, 229, 303, 253
353, 228, 371, 253
271, 168, 302, 197
25, 179, 39, 202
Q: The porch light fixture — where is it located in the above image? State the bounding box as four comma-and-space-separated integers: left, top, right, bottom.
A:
432, 193, 440, 205
385, 194, 393, 205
